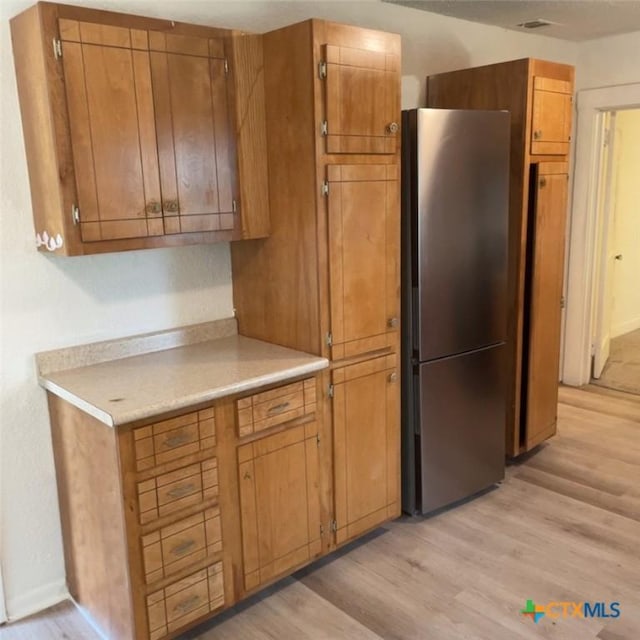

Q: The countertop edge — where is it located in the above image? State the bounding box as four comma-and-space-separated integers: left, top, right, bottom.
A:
40, 378, 115, 427
40, 358, 328, 428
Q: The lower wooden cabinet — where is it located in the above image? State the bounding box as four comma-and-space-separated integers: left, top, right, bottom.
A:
522, 162, 569, 450
47, 369, 399, 639
237, 421, 322, 591
332, 354, 401, 545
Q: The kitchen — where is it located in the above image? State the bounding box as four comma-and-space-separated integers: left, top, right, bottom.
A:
1, 1, 639, 639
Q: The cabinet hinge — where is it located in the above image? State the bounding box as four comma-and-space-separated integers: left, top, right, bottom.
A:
320, 121, 328, 136
71, 204, 80, 225
232, 199, 237, 213
224, 58, 229, 75
561, 295, 566, 309
327, 384, 334, 399
320, 523, 325, 535
330, 520, 338, 533
325, 332, 333, 347
53, 38, 62, 60
318, 61, 327, 79
321, 181, 329, 197
316, 433, 321, 446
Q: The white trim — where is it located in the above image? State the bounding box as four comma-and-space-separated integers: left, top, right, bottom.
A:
562, 82, 640, 386
0, 564, 7, 624
5, 579, 67, 622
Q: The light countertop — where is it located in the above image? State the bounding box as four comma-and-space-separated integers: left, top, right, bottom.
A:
38, 332, 328, 427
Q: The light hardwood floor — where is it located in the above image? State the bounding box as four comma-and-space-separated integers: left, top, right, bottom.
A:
2, 385, 639, 640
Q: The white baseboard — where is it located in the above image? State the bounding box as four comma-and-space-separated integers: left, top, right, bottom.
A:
6, 579, 68, 622
611, 316, 640, 338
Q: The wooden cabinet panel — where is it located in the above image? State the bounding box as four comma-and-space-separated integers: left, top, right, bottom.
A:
150, 41, 235, 235
141, 507, 222, 583
332, 356, 399, 545
327, 164, 399, 360
238, 422, 321, 590
524, 164, 568, 449
531, 77, 573, 155
236, 378, 316, 438
146, 561, 225, 639
324, 44, 399, 154
61, 24, 161, 242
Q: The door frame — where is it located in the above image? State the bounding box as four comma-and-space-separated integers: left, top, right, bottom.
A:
592, 111, 618, 379
562, 83, 640, 386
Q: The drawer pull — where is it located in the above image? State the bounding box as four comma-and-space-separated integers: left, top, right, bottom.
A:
267, 401, 290, 416
170, 539, 196, 557
167, 483, 197, 499
163, 432, 191, 449
174, 594, 201, 615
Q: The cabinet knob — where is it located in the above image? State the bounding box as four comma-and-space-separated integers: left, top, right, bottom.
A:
164, 200, 179, 213
533, 129, 543, 140
539, 177, 547, 188
388, 372, 397, 383
386, 122, 399, 134
387, 317, 399, 329
146, 201, 161, 215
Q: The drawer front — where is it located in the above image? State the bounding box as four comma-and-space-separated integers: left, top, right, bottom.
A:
142, 507, 222, 584
134, 407, 216, 472
236, 378, 316, 438
147, 561, 224, 640
137, 459, 218, 524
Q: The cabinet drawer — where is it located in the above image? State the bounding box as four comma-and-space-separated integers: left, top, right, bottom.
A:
142, 507, 222, 584
137, 459, 218, 525
133, 408, 216, 472
236, 378, 316, 437
147, 561, 224, 640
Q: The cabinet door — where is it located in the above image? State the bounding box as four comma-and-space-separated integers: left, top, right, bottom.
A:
150, 33, 235, 235
327, 164, 400, 360
323, 45, 399, 154
332, 355, 400, 545
531, 77, 573, 156
60, 20, 163, 242
524, 164, 568, 450
237, 422, 321, 592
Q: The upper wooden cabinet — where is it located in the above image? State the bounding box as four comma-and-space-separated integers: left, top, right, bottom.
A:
530, 77, 573, 155
10, 2, 268, 255
427, 58, 574, 457
323, 44, 399, 154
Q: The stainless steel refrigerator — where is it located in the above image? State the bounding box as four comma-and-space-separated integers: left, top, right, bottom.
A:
401, 108, 509, 515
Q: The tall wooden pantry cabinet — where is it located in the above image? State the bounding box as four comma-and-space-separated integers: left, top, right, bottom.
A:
231, 20, 402, 544
426, 58, 574, 456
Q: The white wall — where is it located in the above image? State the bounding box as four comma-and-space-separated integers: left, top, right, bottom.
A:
610, 109, 640, 338
0, 0, 578, 620
577, 30, 640, 90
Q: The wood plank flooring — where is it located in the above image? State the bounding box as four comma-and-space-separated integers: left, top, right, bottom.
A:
2, 385, 639, 640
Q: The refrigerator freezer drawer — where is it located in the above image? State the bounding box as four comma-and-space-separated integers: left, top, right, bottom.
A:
417, 344, 506, 513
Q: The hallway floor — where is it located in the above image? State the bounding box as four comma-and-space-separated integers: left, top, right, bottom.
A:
1, 385, 639, 639
592, 328, 640, 395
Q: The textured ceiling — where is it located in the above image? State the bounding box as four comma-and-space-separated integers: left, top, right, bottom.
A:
386, 1, 640, 41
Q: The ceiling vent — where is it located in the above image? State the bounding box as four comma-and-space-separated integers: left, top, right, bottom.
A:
517, 18, 555, 29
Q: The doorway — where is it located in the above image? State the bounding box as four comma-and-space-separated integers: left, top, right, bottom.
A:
562, 83, 640, 389
591, 108, 640, 394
